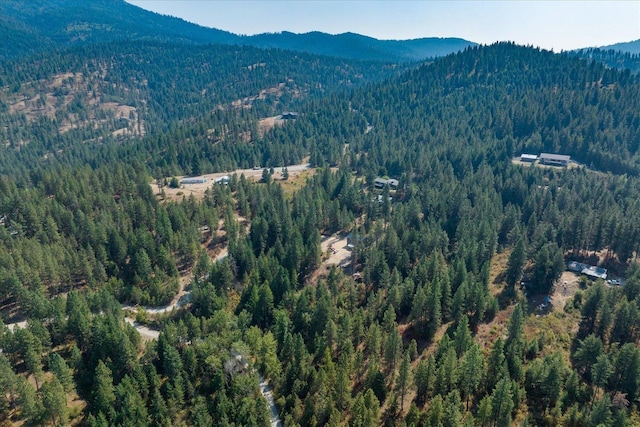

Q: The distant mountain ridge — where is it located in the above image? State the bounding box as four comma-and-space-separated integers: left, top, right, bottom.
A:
242, 31, 475, 62
0, 0, 475, 62
571, 39, 640, 74
3, 0, 638, 72
571, 48, 640, 74
595, 39, 640, 55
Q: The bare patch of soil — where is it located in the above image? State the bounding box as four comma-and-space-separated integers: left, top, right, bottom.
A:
321, 234, 352, 268
550, 271, 581, 313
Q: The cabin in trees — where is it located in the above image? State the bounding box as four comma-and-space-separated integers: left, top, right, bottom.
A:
281, 112, 299, 120
539, 153, 570, 167
567, 261, 607, 280
181, 177, 207, 185
520, 154, 538, 163
346, 232, 365, 249
374, 178, 399, 189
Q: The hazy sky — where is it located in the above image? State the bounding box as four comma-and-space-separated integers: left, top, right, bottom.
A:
125, 1, 639, 51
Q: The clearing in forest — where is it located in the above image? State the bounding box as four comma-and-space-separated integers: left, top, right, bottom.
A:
320, 234, 352, 269
150, 163, 311, 202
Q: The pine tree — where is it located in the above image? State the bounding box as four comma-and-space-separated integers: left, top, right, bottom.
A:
505, 302, 525, 380
334, 366, 351, 411
17, 376, 43, 423
476, 395, 493, 427
491, 378, 514, 427
589, 395, 612, 426
260, 331, 281, 380
486, 337, 508, 393
384, 327, 402, 376
92, 360, 116, 420
574, 334, 603, 379
459, 342, 483, 410
16, 328, 44, 390
396, 352, 412, 411
505, 237, 526, 292
0, 354, 17, 413
414, 356, 434, 406
591, 353, 613, 404
114, 375, 150, 426
41, 377, 68, 426
48, 352, 74, 394
426, 394, 444, 427
435, 347, 458, 396
453, 315, 473, 357
444, 390, 463, 427
530, 242, 564, 295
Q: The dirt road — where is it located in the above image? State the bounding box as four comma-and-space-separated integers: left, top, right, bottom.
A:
550, 271, 581, 312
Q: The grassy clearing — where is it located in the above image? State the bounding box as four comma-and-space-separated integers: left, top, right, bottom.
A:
278, 169, 315, 197
489, 249, 510, 296
524, 309, 579, 359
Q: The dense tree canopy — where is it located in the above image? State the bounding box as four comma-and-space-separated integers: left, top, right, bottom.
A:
2, 39, 640, 426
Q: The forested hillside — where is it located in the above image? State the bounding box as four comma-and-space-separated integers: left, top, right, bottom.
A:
595, 39, 640, 55
3, 35, 640, 427
572, 48, 640, 74
302, 43, 640, 175
0, 40, 406, 180
0, 0, 474, 63
0, 0, 238, 60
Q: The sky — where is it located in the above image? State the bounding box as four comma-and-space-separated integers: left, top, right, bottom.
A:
125, 1, 640, 52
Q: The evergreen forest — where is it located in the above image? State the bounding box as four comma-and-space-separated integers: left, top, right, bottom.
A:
2, 3, 640, 427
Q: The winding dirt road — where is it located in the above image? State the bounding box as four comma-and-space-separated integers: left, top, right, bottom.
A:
121, 248, 229, 340
260, 375, 284, 427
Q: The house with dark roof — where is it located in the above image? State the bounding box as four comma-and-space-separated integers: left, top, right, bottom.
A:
539, 153, 570, 167
374, 178, 399, 189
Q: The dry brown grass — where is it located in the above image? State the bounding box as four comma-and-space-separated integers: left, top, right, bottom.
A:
257, 115, 282, 137
278, 169, 315, 197
4, 71, 144, 140
489, 249, 510, 295
151, 163, 313, 203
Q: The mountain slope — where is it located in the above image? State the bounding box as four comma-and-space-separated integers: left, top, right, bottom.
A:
3, 42, 640, 427
0, 40, 407, 179
282, 43, 640, 176
0, 0, 238, 60
1, 0, 474, 62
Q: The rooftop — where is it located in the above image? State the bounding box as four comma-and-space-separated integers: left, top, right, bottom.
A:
567, 260, 607, 279
374, 178, 399, 187
540, 153, 571, 161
